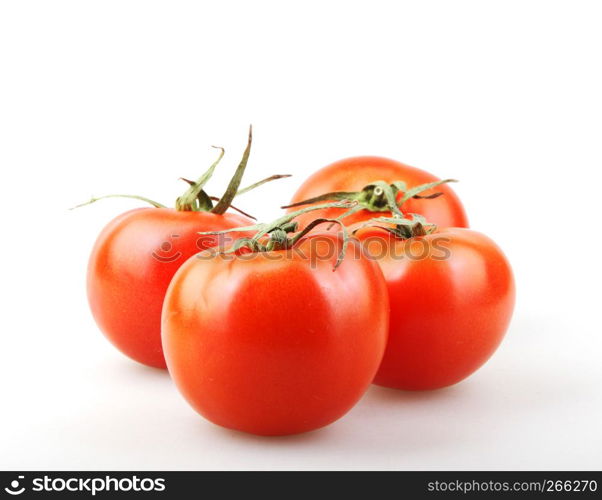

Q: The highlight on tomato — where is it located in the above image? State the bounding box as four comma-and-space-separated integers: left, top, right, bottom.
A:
352, 215, 515, 390
75, 127, 290, 369
161, 205, 390, 436
285, 156, 469, 230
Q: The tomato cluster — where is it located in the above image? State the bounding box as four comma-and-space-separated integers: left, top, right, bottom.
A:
81, 134, 514, 436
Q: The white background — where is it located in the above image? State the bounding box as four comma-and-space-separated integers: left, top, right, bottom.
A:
1, 1, 601, 470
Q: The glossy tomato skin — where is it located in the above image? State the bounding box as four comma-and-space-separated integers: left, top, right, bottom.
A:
358, 227, 514, 391
162, 234, 389, 436
87, 208, 251, 369
289, 156, 469, 229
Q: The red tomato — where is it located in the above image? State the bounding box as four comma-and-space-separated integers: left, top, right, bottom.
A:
161, 234, 389, 435
289, 156, 469, 229
355, 226, 514, 390
87, 208, 250, 369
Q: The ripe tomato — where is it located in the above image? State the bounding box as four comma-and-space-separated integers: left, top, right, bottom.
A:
82, 128, 290, 369
161, 234, 389, 435
87, 208, 251, 369
288, 156, 469, 229
355, 226, 514, 390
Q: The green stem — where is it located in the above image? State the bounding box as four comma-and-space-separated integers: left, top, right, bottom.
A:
397, 179, 457, 206
175, 146, 225, 211
200, 200, 357, 270
288, 217, 350, 270
71, 129, 290, 214
282, 178, 457, 218
208, 197, 256, 220
282, 191, 360, 209
211, 125, 253, 215
236, 174, 292, 196
352, 213, 436, 239
70, 194, 166, 210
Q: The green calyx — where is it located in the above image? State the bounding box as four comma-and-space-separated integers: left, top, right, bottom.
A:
281, 178, 457, 222
70, 125, 291, 217
352, 213, 437, 239
199, 201, 358, 270
174, 146, 227, 212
